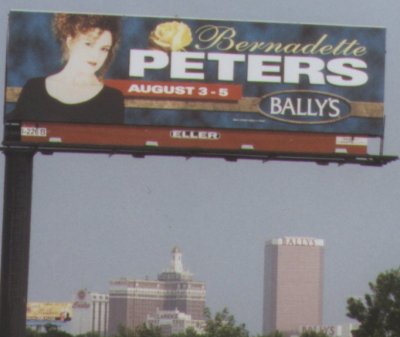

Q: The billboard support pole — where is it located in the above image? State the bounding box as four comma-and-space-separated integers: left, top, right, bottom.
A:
0, 149, 35, 337
380, 116, 386, 156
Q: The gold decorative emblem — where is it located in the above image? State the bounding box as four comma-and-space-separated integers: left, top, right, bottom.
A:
149, 21, 192, 51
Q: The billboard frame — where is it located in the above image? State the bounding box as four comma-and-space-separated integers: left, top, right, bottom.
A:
0, 144, 396, 166
3, 10, 391, 161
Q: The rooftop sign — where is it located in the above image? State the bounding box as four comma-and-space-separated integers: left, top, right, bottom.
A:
271, 237, 325, 247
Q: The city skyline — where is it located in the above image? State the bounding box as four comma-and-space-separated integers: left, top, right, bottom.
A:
1, 0, 400, 336
28, 240, 326, 336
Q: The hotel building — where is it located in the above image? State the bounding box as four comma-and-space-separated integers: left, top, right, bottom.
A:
108, 247, 206, 335
263, 237, 324, 336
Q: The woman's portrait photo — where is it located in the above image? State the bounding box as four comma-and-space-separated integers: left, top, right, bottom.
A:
6, 13, 125, 124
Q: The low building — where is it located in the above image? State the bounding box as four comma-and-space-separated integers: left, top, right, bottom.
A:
294, 323, 360, 337
146, 309, 205, 336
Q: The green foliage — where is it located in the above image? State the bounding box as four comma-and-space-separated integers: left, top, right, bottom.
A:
26, 328, 42, 337
171, 327, 201, 337
347, 267, 400, 337
45, 331, 73, 337
111, 324, 162, 337
257, 330, 285, 337
203, 307, 249, 337
92, 308, 249, 337
111, 325, 136, 337
134, 324, 163, 337
26, 326, 73, 337
299, 330, 331, 337
75, 332, 102, 337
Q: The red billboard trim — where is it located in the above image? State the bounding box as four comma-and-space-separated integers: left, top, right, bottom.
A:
17, 122, 367, 155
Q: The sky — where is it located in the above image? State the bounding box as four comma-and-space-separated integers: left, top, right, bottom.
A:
1, 0, 400, 335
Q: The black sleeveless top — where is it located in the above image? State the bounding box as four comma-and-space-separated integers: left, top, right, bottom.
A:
6, 77, 125, 124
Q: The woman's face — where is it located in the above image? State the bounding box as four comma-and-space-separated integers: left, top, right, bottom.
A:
66, 28, 113, 75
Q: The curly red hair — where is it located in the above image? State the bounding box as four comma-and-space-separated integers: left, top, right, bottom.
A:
53, 13, 121, 75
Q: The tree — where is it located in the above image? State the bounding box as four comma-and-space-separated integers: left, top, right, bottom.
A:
26, 326, 73, 337
111, 325, 136, 337
203, 308, 249, 337
111, 308, 248, 337
75, 332, 102, 337
26, 328, 41, 337
347, 267, 400, 337
42, 330, 73, 337
171, 327, 201, 337
299, 330, 330, 337
133, 324, 163, 337
257, 331, 285, 337
111, 324, 162, 337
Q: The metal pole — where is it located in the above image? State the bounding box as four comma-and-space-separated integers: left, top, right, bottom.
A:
0, 149, 35, 337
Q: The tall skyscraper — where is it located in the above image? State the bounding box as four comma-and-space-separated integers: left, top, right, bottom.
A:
108, 247, 206, 335
263, 237, 324, 336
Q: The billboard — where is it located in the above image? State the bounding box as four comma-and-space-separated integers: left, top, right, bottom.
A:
27, 302, 72, 321
3, 11, 386, 157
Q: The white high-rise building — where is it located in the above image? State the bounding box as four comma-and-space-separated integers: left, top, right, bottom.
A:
70, 289, 109, 336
